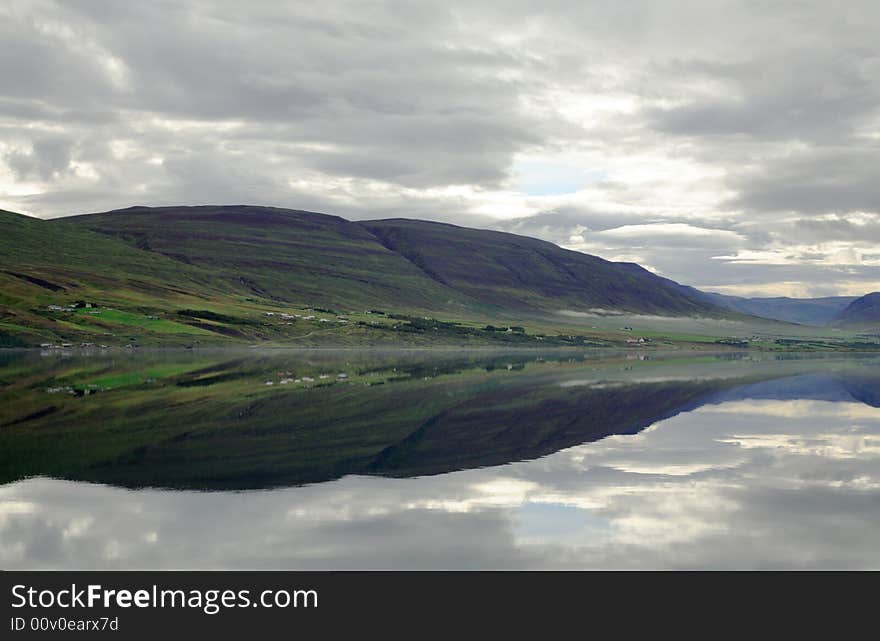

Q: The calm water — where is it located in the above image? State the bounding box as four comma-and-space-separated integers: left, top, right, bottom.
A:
1, 349, 878, 569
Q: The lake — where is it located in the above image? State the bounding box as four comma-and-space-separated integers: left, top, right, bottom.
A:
1, 349, 878, 569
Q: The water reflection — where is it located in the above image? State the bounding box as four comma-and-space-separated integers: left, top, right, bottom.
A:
1, 351, 878, 568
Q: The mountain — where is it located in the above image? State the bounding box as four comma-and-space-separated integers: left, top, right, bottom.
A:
832, 292, 880, 328
0, 208, 242, 345
0, 204, 730, 346
0, 207, 218, 291
700, 292, 857, 326
65, 205, 480, 314
362, 218, 718, 315
68, 205, 722, 317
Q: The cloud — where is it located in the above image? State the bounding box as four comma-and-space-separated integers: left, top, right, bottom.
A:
1, 0, 879, 295
593, 223, 745, 246
727, 148, 880, 216
3, 134, 74, 180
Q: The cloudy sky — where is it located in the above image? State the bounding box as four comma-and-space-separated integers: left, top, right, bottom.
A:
2, 1, 879, 297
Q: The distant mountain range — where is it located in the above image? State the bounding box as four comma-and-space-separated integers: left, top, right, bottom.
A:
0, 204, 875, 345
699, 292, 858, 326
696, 291, 880, 328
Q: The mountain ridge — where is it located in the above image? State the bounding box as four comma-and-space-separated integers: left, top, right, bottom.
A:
832, 292, 880, 328
3, 204, 872, 348
361, 216, 717, 316
700, 292, 859, 326
66, 204, 724, 317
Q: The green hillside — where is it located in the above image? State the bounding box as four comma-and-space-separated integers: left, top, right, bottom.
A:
0, 209, 248, 345
363, 218, 719, 315
68, 205, 482, 314
70, 206, 721, 317
7, 204, 857, 349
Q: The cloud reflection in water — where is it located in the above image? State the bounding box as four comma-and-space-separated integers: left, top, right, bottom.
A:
2, 394, 878, 569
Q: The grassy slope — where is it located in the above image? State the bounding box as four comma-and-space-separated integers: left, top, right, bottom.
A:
0, 209, 253, 345
363, 218, 722, 316
69, 205, 730, 320
67, 205, 485, 314
0, 208, 483, 347
832, 292, 880, 328
1, 205, 874, 348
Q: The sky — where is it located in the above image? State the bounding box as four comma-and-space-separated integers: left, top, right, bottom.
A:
1, 0, 879, 298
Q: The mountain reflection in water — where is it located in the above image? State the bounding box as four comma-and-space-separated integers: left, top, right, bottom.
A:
0, 350, 878, 569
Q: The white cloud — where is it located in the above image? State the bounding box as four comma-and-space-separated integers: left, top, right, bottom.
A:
1, 0, 879, 295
